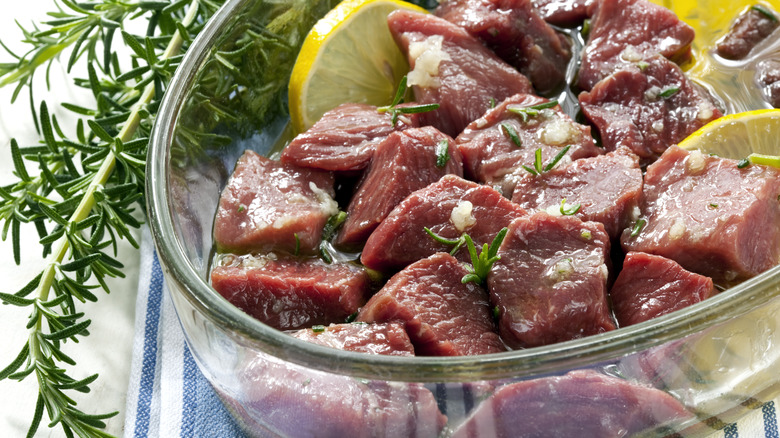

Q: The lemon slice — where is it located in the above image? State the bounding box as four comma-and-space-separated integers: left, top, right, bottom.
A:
288, 0, 427, 133
677, 109, 780, 159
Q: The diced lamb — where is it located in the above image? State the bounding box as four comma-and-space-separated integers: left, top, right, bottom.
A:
621, 146, 780, 283
357, 253, 505, 356
213, 150, 337, 255
511, 147, 643, 239
488, 212, 614, 349
435, 0, 572, 94
579, 55, 723, 164
387, 10, 533, 137
291, 322, 416, 356
577, 0, 695, 91
449, 370, 693, 438
211, 255, 369, 330
756, 58, 780, 108
280, 103, 412, 173
532, 0, 593, 27
610, 252, 715, 327
242, 354, 447, 438
337, 127, 463, 248
361, 175, 527, 272
456, 93, 601, 196
716, 5, 779, 60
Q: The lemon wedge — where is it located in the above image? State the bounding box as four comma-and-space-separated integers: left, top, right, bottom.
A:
288, 0, 427, 133
677, 109, 780, 160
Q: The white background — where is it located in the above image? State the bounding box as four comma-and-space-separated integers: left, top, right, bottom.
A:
0, 2, 139, 437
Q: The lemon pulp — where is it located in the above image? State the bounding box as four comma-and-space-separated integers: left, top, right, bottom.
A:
288, 0, 427, 133
677, 109, 780, 159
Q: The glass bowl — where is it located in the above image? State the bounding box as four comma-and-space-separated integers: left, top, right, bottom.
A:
146, 0, 780, 436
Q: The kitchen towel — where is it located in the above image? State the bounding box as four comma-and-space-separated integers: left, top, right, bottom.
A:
123, 228, 779, 438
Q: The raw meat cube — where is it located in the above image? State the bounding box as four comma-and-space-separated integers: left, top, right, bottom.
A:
436, 0, 572, 94
449, 370, 693, 438
337, 126, 463, 248
291, 322, 416, 356
388, 10, 533, 137
532, 0, 593, 27
756, 58, 780, 108
456, 93, 601, 196
358, 253, 505, 356
511, 147, 643, 238
577, 0, 694, 91
488, 212, 615, 348
361, 175, 527, 272
621, 146, 780, 283
610, 252, 715, 327
579, 55, 722, 164
281, 103, 412, 172
716, 4, 779, 60
211, 255, 369, 330
213, 150, 337, 255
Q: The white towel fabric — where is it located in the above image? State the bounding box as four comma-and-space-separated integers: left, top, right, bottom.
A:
123, 228, 779, 438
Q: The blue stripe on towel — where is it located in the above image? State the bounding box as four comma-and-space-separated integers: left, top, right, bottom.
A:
723, 423, 739, 438
134, 253, 164, 438
765, 401, 779, 438
181, 343, 197, 437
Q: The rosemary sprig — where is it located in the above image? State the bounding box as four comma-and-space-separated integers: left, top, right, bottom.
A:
424, 226, 508, 285
377, 75, 439, 125
0, 1, 226, 437
559, 198, 581, 216
435, 139, 450, 168
319, 211, 347, 263
507, 100, 558, 123
522, 145, 571, 176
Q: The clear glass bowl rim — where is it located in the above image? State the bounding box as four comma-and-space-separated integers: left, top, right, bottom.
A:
146, 0, 780, 382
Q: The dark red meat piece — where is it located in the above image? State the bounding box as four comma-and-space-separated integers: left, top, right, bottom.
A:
756, 58, 780, 108
579, 55, 722, 164
337, 127, 463, 248
621, 146, 780, 283
358, 253, 505, 356
211, 256, 369, 330
577, 0, 695, 91
388, 10, 533, 137
511, 147, 643, 239
213, 150, 337, 255
361, 175, 527, 272
532, 0, 593, 27
488, 212, 614, 349
281, 103, 413, 173
291, 322, 416, 356
435, 0, 572, 94
456, 93, 601, 196
242, 354, 447, 438
450, 370, 693, 438
610, 252, 715, 327
717, 5, 779, 60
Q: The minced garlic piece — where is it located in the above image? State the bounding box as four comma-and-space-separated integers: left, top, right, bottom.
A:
669, 218, 686, 240
539, 117, 579, 146
686, 150, 707, 173
450, 200, 477, 231
408, 36, 450, 88
697, 101, 714, 121
309, 182, 339, 216
620, 46, 643, 62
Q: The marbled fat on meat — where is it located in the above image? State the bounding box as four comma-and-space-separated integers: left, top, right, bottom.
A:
610, 252, 715, 327
621, 146, 780, 283
291, 322, 416, 356
361, 175, 527, 272
577, 0, 694, 91
579, 55, 722, 164
211, 256, 369, 330
456, 93, 601, 196
488, 212, 615, 348
213, 150, 337, 255
358, 253, 505, 356
449, 370, 693, 438
337, 127, 463, 248
511, 147, 643, 239
388, 10, 533, 137
435, 0, 572, 94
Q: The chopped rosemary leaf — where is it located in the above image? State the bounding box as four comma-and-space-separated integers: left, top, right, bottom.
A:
507, 100, 558, 122
436, 139, 450, 168
311, 325, 326, 333
294, 233, 301, 256
709, 203, 719, 209
559, 198, 581, 216
544, 145, 571, 172
630, 218, 647, 238
492, 305, 500, 320
489, 97, 497, 108
752, 4, 778, 21
237, 204, 245, 213
637, 61, 649, 71
658, 86, 680, 99
424, 227, 466, 256
319, 211, 347, 263
500, 122, 523, 148
747, 153, 780, 169
737, 158, 750, 168
377, 75, 440, 124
